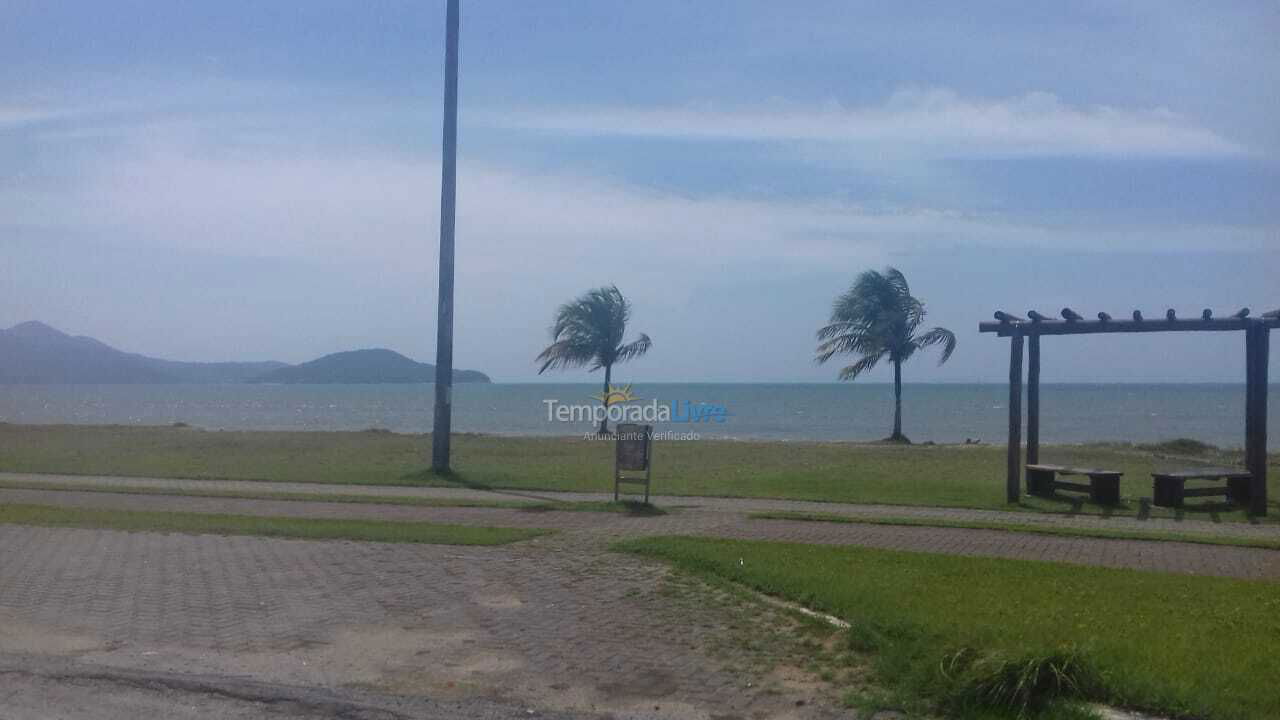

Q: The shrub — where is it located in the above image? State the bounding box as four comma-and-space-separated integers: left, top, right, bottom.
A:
938, 647, 1102, 717
1140, 438, 1217, 455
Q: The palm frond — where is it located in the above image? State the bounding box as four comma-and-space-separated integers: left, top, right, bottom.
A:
838, 353, 882, 381
614, 333, 652, 363
535, 338, 596, 374
815, 320, 859, 342
815, 331, 885, 365
915, 326, 958, 365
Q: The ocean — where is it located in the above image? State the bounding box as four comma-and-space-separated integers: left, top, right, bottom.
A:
0, 383, 1275, 448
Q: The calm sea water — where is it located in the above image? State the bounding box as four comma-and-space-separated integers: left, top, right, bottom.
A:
0, 383, 1275, 447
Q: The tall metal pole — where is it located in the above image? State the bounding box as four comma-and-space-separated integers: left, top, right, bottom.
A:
432, 0, 460, 473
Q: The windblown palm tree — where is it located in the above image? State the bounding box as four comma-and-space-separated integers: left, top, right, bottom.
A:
816, 267, 956, 443
536, 286, 651, 435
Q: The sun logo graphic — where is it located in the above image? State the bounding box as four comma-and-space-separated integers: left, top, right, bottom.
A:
592, 384, 638, 407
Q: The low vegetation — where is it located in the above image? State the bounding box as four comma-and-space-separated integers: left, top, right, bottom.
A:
0, 503, 551, 545
1137, 437, 1219, 456
0, 424, 1275, 522
616, 536, 1280, 719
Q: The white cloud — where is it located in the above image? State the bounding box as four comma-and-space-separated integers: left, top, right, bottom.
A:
6, 139, 1272, 281
481, 88, 1245, 158
3, 134, 1275, 382
0, 106, 64, 130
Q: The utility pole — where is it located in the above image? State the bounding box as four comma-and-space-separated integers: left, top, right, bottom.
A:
432, 0, 460, 473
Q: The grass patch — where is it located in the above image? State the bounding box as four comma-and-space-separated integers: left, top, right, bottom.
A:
614, 536, 1280, 720
749, 510, 1280, 550
0, 478, 668, 515
0, 478, 540, 508
1, 424, 1275, 522
0, 503, 551, 545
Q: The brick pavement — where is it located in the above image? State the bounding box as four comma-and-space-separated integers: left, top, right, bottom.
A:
0, 524, 846, 719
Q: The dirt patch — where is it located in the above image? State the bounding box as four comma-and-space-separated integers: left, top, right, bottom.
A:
75, 623, 527, 694
759, 665, 827, 695
599, 667, 680, 699
0, 612, 104, 655
474, 592, 523, 609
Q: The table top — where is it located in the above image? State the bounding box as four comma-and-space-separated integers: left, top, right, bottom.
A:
1150, 468, 1252, 480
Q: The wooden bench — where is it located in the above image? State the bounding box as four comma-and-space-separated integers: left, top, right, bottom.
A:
1026, 464, 1122, 505
1151, 469, 1252, 508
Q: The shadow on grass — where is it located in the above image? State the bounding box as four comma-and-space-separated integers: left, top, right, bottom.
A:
1016, 492, 1266, 525
401, 468, 571, 503
519, 500, 667, 516
1014, 495, 1132, 519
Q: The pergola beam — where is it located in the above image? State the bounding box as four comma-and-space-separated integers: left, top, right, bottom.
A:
980, 317, 1280, 337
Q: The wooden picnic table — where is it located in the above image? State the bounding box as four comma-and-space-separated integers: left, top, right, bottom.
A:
1151, 468, 1253, 508
1026, 464, 1122, 505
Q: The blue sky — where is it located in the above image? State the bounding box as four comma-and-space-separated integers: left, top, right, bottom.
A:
3, 1, 1277, 382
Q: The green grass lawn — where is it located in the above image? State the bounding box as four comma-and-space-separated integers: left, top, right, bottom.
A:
749, 510, 1280, 550
1, 423, 1276, 521
616, 536, 1280, 720
0, 502, 551, 545
0, 477, 665, 514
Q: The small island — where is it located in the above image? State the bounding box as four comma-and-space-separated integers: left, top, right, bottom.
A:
248, 348, 490, 384
0, 322, 490, 384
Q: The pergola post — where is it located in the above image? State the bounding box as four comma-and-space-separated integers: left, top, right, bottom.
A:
1245, 323, 1269, 516
1027, 334, 1041, 465
1260, 326, 1270, 516
1007, 333, 1024, 503
1246, 325, 1256, 470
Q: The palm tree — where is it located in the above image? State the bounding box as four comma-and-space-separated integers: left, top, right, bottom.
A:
815, 267, 956, 443
536, 286, 652, 435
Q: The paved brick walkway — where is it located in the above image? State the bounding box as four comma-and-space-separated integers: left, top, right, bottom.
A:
0, 524, 845, 719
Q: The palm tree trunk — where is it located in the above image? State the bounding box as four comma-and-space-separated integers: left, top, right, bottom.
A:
892, 359, 903, 441
599, 364, 612, 435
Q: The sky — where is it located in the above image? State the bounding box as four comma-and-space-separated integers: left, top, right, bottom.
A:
3, 1, 1278, 383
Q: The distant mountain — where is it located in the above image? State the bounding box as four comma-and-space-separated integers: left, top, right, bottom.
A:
0, 322, 488, 384
0, 321, 175, 384
248, 348, 490, 384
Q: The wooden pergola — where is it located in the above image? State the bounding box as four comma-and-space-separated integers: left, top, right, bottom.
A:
980, 308, 1277, 516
